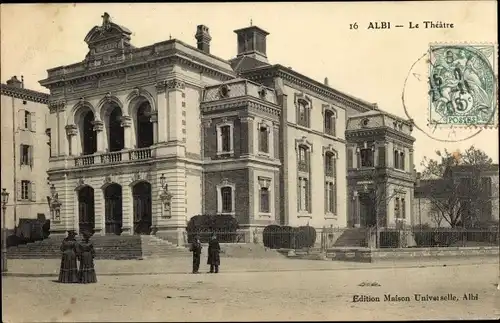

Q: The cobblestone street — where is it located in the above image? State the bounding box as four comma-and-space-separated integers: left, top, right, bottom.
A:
2, 258, 499, 322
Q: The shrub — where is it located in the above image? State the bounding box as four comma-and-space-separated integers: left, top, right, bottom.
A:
186, 214, 239, 243
262, 225, 282, 249
296, 226, 317, 249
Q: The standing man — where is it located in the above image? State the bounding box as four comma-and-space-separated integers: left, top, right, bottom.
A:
189, 235, 202, 274
207, 233, 221, 273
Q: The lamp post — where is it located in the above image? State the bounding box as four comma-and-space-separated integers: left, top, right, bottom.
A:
1, 188, 10, 273
159, 174, 173, 219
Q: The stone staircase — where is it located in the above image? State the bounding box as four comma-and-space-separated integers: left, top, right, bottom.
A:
140, 235, 191, 259
7, 235, 190, 260
333, 228, 368, 247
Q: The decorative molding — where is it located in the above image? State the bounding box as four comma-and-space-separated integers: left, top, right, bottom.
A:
220, 178, 234, 187
149, 111, 158, 123
218, 84, 230, 98
295, 136, 313, 152
48, 100, 67, 113
166, 79, 186, 90
201, 118, 212, 128
103, 174, 115, 185
91, 120, 104, 132
65, 124, 78, 137
76, 177, 85, 188
131, 172, 149, 183
322, 104, 338, 117
322, 144, 338, 157
120, 115, 132, 127
155, 81, 167, 94
200, 100, 281, 117
240, 116, 254, 123
258, 176, 272, 189
258, 86, 267, 99
294, 92, 312, 107
0, 84, 49, 104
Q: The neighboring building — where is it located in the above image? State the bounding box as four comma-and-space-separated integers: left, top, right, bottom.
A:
39, 13, 417, 243
413, 164, 500, 228
1, 76, 51, 229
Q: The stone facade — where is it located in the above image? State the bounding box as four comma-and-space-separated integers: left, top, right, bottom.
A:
1, 76, 50, 229
39, 13, 417, 243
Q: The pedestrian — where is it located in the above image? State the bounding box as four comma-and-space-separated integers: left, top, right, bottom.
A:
77, 231, 97, 284
207, 233, 221, 273
57, 230, 79, 283
189, 235, 202, 274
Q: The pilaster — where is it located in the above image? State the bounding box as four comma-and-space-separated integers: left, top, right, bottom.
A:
92, 120, 105, 153
94, 186, 105, 236
58, 110, 68, 156
156, 81, 168, 143
166, 79, 186, 142
240, 116, 254, 156
65, 125, 78, 156
150, 112, 159, 144
121, 183, 133, 235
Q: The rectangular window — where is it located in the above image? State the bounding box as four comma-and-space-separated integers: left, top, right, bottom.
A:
324, 111, 335, 136
258, 127, 269, 153
360, 148, 374, 167
20, 145, 30, 165
21, 180, 30, 200
24, 111, 30, 129
297, 100, 309, 127
394, 197, 400, 218
298, 146, 308, 172
260, 187, 270, 213
325, 155, 335, 177
221, 186, 232, 213
220, 125, 231, 152
401, 198, 406, 219
325, 181, 335, 213
400, 152, 405, 170
299, 177, 309, 211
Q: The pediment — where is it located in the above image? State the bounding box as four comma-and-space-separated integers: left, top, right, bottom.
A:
83, 13, 133, 58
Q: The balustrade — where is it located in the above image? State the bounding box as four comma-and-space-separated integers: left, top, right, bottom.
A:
75, 155, 95, 166
73, 148, 153, 167
129, 147, 152, 160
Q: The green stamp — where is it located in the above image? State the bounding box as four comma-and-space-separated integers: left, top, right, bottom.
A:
428, 45, 497, 127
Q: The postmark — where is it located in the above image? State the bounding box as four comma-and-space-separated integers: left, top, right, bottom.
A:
428, 44, 497, 128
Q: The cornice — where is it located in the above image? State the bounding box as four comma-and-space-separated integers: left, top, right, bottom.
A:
346, 127, 415, 145
0, 84, 49, 104
241, 65, 375, 114
200, 98, 281, 117
40, 51, 235, 90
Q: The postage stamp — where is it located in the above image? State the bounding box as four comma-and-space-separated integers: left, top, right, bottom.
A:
428, 44, 497, 127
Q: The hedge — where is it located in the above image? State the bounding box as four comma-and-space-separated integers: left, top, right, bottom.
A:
186, 214, 239, 243
7, 218, 51, 247
262, 225, 317, 249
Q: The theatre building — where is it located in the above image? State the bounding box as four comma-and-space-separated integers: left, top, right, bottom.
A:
40, 13, 416, 244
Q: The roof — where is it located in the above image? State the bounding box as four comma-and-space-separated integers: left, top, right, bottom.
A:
444, 164, 499, 177
230, 55, 270, 73
0, 83, 49, 104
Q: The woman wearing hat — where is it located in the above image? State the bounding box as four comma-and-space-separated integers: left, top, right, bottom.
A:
58, 230, 79, 283
207, 233, 221, 273
77, 231, 97, 284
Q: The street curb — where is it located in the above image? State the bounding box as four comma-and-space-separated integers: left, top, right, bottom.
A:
1, 261, 492, 278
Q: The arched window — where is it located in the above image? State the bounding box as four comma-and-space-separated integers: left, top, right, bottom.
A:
296, 98, 310, 128
324, 152, 336, 177
136, 102, 154, 148
108, 106, 124, 152
298, 145, 309, 172
399, 151, 405, 170
258, 126, 269, 153
82, 111, 97, 155
393, 150, 399, 169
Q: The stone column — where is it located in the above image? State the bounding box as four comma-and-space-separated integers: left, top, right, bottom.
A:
65, 125, 78, 156
272, 121, 280, 159
120, 116, 132, 149
92, 120, 105, 153
150, 112, 159, 144
155, 82, 168, 143
121, 183, 133, 235
166, 79, 186, 142
94, 186, 105, 236
57, 107, 68, 156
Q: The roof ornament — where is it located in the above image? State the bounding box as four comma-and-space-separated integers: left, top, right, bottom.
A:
101, 12, 112, 31
250, 19, 253, 26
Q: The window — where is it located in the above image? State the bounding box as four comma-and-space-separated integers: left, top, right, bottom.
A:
220, 125, 231, 152
298, 145, 309, 171
298, 177, 309, 212
220, 186, 233, 213
324, 110, 336, 136
325, 152, 336, 177
21, 180, 30, 200
394, 197, 400, 218
360, 148, 374, 167
325, 181, 336, 213
258, 126, 269, 153
297, 99, 310, 127
20, 145, 30, 165
46, 129, 52, 157
260, 187, 270, 213
399, 151, 405, 170
24, 111, 30, 129
401, 198, 406, 219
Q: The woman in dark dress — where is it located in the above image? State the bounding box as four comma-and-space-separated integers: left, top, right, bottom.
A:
207, 233, 221, 273
58, 230, 79, 283
77, 231, 97, 284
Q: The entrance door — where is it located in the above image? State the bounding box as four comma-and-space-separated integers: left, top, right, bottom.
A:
359, 192, 377, 227
132, 182, 152, 235
104, 183, 123, 235
78, 186, 95, 234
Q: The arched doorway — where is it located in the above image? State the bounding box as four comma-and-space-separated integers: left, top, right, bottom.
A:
108, 106, 124, 152
82, 111, 97, 155
136, 102, 154, 148
132, 182, 152, 235
78, 186, 95, 233
104, 183, 123, 235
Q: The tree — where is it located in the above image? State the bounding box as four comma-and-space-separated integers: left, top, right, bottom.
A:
420, 145, 493, 179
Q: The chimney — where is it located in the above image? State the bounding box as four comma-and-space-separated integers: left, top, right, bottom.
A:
234, 25, 270, 63
195, 25, 212, 54
324, 77, 329, 86
6, 76, 22, 89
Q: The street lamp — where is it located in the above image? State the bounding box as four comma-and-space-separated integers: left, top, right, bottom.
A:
1, 188, 10, 273
159, 174, 173, 218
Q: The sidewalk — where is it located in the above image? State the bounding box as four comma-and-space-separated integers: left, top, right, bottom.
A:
3, 256, 497, 277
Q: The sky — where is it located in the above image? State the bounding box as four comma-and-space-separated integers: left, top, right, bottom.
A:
1, 2, 498, 169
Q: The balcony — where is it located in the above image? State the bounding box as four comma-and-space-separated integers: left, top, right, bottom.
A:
74, 147, 153, 167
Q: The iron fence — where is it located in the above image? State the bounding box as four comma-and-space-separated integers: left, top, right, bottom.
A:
377, 228, 499, 248
187, 229, 246, 244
